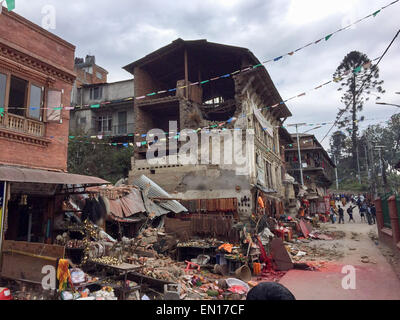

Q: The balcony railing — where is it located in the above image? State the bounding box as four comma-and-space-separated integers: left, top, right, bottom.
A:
90, 123, 135, 137
286, 161, 334, 182
0, 112, 44, 137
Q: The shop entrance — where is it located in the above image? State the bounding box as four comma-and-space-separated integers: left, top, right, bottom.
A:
5, 194, 49, 243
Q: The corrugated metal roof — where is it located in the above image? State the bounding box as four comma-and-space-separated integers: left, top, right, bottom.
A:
142, 197, 170, 218
0, 165, 109, 185
132, 175, 188, 214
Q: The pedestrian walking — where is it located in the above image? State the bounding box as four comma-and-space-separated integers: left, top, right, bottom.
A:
356, 197, 361, 210
330, 207, 336, 224
347, 205, 356, 223
366, 204, 373, 225
371, 204, 376, 224
360, 203, 367, 223
338, 205, 345, 224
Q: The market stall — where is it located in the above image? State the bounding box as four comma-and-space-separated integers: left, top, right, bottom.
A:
0, 166, 109, 295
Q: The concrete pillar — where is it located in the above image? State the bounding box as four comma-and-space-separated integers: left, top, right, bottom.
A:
375, 197, 384, 233
388, 196, 400, 246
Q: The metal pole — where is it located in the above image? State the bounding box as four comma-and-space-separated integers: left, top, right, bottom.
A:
376, 147, 388, 191
378, 148, 383, 177
296, 124, 304, 186
370, 139, 377, 197
334, 155, 339, 190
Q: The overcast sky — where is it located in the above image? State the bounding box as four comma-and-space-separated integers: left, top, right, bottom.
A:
10, 0, 400, 148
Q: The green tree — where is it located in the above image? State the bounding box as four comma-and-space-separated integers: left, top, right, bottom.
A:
329, 130, 347, 160
67, 134, 133, 184
333, 51, 385, 170
360, 113, 400, 193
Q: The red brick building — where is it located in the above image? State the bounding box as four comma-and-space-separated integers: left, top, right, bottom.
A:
0, 8, 75, 171
74, 55, 108, 87
0, 8, 108, 284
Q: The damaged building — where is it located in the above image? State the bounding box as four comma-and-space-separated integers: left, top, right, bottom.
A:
124, 39, 292, 225
285, 133, 335, 215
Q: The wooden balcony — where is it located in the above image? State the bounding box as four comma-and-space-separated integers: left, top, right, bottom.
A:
0, 112, 44, 137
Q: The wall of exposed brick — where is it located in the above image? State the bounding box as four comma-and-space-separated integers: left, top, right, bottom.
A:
0, 10, 75, 172
134, 67, 167, 97
0, 10, 75, 70
75, 65, 108, 87
0, 78, 73, 171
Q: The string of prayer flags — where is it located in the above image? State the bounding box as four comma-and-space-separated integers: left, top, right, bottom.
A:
372, 10, 381, 17
0, 53, 379, 141
2, 2, 397, 112
6, 0, 15, 11
353, 66, 362, 74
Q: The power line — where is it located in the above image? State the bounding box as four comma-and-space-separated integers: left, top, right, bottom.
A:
321, 28, 400, 143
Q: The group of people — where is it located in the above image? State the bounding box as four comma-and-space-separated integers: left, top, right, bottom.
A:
329, 193, 376, 225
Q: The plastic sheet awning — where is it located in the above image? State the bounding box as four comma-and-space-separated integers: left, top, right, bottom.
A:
0, 165, 109, 185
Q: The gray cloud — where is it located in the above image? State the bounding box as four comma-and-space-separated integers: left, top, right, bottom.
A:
11, 0, 400, 148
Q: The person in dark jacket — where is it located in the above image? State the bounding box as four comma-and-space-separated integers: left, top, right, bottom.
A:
347, 205, 356, 223
359, 203, 367, 223
246, 282, 296, 300
370, 204, 377, 224
366, 204, 373, 225
338, 205, 345, 224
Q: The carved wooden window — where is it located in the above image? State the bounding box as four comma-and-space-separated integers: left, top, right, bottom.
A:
46, 90, 62, 122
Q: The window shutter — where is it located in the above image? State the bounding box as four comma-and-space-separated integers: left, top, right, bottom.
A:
46, 90, 62, 122
28, 84, 42, 121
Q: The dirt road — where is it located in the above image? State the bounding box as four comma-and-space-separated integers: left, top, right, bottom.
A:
279, 202, 400, 300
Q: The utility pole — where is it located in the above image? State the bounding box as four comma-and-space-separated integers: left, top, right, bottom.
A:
366, 129, 377, 198
375, 145, 388, 192
334, 154, 339, 190
364, 145, 370, 181
287, 123, 306, 186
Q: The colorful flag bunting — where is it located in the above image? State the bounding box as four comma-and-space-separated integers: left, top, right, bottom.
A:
6, 0, 15, 11
372, 10, 381, 17
325, 34, 333, 41
353, 66, 362, 74
363, 61, 372, 69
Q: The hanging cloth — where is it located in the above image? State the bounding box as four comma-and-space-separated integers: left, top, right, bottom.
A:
258, 196, 265, 209
57, 259, 72, 291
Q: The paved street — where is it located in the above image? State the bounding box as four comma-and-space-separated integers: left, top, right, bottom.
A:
279, 202, 400, 300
